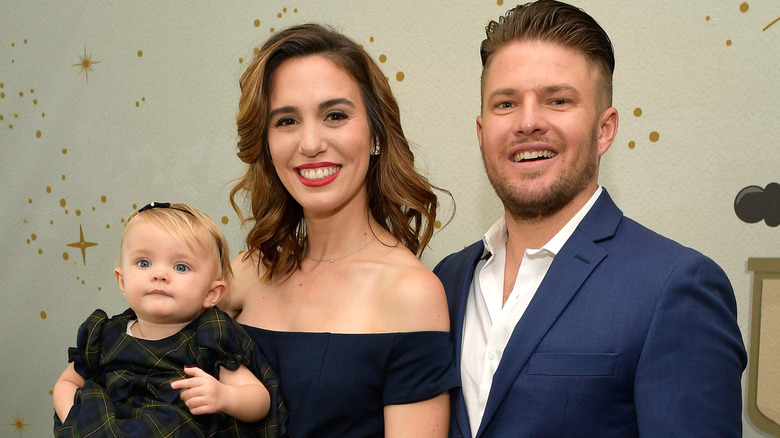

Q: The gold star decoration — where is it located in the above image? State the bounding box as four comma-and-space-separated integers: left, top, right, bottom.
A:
72, 44, 100, 82
765, 16, 779, 31
67, 224, 98, 265
8, 411, 30, 437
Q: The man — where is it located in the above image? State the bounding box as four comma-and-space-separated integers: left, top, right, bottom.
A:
434, 1, 747, 437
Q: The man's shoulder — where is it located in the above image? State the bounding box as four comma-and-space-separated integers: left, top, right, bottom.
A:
608, 214, 721, 274
433, 240, 483, 277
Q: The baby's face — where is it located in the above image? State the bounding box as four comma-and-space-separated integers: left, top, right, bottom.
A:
115, 219, 221, 325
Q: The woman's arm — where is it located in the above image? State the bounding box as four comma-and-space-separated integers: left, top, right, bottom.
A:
220, 254, 257, 318
53, 363, 85, 422
385, 392, 450, 437
381, 264, 453, 437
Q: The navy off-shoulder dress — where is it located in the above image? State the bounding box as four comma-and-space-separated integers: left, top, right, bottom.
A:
243, 326, 459, 438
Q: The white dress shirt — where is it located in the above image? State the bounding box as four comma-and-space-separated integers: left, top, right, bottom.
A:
461, 187, 602, 436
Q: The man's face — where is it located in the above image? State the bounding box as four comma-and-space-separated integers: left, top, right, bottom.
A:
477, 40, 617, 222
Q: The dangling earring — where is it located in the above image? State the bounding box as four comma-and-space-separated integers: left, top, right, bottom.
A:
372, 142, 381, 156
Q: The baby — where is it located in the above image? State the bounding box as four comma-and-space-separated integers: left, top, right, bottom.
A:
53, 202, 286, 437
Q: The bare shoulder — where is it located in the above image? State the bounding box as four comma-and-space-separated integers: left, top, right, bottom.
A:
221, 252, 263, 317
375, 249, 449, 333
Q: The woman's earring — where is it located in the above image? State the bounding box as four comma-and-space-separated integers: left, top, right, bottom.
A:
372, 142, 381, 156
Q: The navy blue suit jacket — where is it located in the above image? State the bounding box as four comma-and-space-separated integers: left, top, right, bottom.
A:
434, 190, 747, 437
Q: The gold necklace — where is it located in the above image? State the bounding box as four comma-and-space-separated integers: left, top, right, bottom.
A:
308, 236, 375, 263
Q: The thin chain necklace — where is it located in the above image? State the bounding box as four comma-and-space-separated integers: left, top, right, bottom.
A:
308, 236, 375, 263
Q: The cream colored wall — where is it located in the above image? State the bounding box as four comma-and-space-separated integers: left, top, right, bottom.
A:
1, 1, 778, 436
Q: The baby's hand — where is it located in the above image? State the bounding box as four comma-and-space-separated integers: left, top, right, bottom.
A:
170, 366, 226, 415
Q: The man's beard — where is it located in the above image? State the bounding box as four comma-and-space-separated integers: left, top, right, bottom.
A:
483, 133, 599, 223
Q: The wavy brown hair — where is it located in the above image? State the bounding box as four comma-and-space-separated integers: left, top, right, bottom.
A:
230, 23, 449, 282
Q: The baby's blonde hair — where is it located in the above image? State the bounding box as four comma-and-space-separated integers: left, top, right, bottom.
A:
120, 203, 233, 285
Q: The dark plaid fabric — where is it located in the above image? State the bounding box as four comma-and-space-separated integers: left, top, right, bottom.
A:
54, 307, 288, 437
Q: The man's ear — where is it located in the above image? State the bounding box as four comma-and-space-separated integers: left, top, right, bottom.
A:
203, 280, 226, 308
597, 106, 619, 156
114, 267, 126, 297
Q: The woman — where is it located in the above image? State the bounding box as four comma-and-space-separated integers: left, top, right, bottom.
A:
223, 24, 458, 437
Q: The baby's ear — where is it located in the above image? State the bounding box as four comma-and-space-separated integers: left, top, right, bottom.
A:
203, 280, 226, 308
114, 268, 126, 296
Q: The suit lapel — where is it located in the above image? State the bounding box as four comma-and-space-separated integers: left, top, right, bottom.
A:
476, 190, 622, 436
448, 242, 485, 437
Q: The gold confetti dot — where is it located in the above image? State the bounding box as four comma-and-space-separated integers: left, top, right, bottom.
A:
283, 7, 287, 12
633, 108, 642, 117
649, 131, 660, 142
60, 198, 66, 207
0, 115, 3, 120
726, 39, 732, 46
221, 216, 229, 225
294, 8, 297, 13
277, 12, 282, 18
62, 174, 66, 180
26, 238, 30, 244
497, 0, 503, 4
396, 71, 405, 81
628, 141, 636, 149
42, 112, 45, 118
270, 27, 275, 33
9, 124, 13, 129
40, 311, 47, 319
46, 186, 51, 193
33, 99, 38, 104
30, 88, 34, 93
62, 148, 67, 154
379, 54, 387, 63
19, 91, 23, 97
137, 50, 143, 57
370, 36, 375, 43
62, 252, 69, 261
31, 233, 36, 241
1, 92, 5, 98
75, 209, 82, 216
740, 2, 749, 13
135, 101, 140, 107
27, 198, 33, 204
254, 19, 261, 27
101, 195, 107, 203
434, 220, 442, 229
38, 248, 43, 255
36, 130, 41, 138
106, 224, 111, 229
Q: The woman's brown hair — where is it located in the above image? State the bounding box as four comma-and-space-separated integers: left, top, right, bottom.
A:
230, 23, 449, 282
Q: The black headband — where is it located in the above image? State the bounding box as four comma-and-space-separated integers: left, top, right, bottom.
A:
138, 202, 195, 217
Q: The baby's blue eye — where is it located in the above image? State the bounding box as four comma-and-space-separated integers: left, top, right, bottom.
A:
137, 260, 151, 268
174, 264, 189, 272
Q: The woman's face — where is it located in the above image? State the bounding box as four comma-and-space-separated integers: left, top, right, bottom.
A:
267, 55, 373, 219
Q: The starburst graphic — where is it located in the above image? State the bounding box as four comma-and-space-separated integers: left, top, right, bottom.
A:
72, 44, 100, 82
67, 224, 99, 265
8, 411, 30, 437
765, 16, 779, 31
